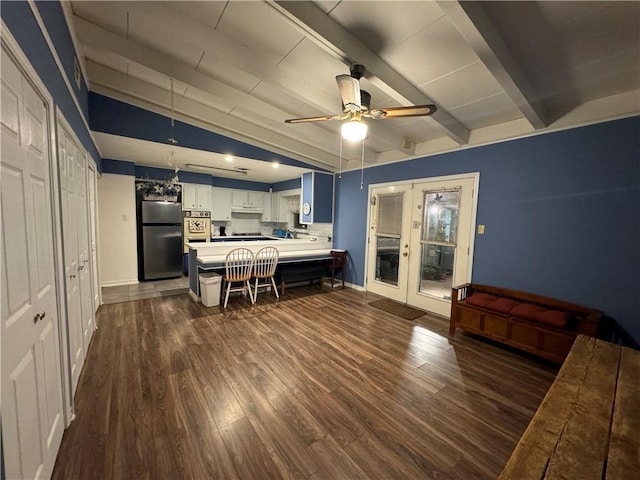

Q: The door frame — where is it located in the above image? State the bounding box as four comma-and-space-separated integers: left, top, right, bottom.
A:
365, 172, 480, 316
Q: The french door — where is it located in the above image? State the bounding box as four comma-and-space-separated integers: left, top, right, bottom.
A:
367, 174, 478, 317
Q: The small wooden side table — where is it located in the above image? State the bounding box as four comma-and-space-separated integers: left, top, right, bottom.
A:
328, 249, 347, 288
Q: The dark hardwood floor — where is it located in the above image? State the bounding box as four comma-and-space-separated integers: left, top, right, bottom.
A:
52, 286, 557, 479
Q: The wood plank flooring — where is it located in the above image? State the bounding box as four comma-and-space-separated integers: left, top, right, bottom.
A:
52, 286, 557, 479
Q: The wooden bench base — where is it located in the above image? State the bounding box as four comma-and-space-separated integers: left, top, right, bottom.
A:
500, 335, 640, 479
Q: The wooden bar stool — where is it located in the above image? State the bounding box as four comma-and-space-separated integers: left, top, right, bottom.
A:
222, 247, 255, 308
252, 246, 279, 301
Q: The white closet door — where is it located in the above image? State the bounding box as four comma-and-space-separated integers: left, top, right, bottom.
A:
75, 148, 94, 349
1, 47, 65, 480
59, 130, 85, 393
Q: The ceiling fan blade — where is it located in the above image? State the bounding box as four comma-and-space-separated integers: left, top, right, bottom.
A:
284, 114, 343, 124
336, 74, 361, 113
368, 104, 437, 119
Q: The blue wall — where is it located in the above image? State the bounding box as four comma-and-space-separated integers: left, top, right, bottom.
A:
2, 1, 100, 167
102, 159, 274, 191
273, 178, 302, 191
89, 92, 328, 172
334, 116, 640, 343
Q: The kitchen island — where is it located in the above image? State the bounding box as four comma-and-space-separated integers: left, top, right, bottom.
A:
187, 236, 335, 301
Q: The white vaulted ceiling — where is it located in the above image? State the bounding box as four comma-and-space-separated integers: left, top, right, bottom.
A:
68, 1, 640, 180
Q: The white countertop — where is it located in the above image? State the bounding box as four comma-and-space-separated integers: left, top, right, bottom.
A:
187, 236, 333, 258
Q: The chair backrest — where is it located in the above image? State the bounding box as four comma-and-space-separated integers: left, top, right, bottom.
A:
225, 247, 254, 281
253, 246, 279, 278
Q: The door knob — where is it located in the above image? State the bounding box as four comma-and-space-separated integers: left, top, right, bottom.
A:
403, 252, 409, 257
33, 311, 46, 323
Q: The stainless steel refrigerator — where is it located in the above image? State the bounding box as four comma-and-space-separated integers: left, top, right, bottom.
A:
140, 201, 183, 280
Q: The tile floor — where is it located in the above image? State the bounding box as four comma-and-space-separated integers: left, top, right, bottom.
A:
101, 276, 189, 304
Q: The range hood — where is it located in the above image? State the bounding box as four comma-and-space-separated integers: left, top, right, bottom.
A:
230, 205, 263, 213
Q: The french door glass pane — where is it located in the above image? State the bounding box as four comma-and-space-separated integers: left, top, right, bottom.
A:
423, 190, 460, 243
419, 189, 460, 299
377, 193, 403, 235
375, 237, 400, 286
375, 192, 403, 286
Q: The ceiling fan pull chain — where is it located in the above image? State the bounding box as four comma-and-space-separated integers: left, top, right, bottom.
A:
360, 138, 365, 190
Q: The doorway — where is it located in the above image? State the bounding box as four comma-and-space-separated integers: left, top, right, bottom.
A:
366, 173, 478, 317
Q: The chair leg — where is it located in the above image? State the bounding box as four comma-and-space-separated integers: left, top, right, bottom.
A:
223, 281, 231, 308
246, 280, 255, 304
270, 276, 279, 299
254, 277, 259, 302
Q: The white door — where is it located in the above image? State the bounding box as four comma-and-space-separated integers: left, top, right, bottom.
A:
59, 129, 85, 393
366, 175, 478, 317
1, 47, 65, 480
75, 147, 95, 349
366, 185, 413, 302
406, 177, 476, 316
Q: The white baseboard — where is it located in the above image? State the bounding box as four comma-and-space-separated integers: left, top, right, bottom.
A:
321, 278, 365, 291
344, 281, 365, 291
101, 279, 139, 287
189, 290, 200, 302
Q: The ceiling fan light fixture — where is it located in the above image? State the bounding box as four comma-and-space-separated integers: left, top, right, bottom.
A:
341, 119, 368, 142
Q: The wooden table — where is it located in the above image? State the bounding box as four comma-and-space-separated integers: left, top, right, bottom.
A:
499, 335, 640, 479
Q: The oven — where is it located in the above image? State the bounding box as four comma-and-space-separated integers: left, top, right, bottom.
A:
183, 210, 211, 253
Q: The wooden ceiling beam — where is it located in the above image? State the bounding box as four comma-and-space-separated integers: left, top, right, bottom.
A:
437, 1, 547, 129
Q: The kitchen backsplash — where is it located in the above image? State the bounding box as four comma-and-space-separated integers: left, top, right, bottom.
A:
212, 215, 333, 239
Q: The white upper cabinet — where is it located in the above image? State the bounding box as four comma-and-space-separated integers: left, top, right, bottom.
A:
182, 183, 211, 210
231, 190, 264, 211
262, 192, 273, 221
211, 187, 232, 220
248, 191, 264, 209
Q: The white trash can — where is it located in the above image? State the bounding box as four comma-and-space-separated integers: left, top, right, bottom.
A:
199, 272, 222, 307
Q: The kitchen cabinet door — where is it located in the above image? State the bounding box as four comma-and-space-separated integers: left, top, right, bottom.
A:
195, 184, 211, 210
211, 187, 232, 220
248, 191, 264, 209
231, 190, 249, 208
182, 183, 197, 209
262, 192, 273, 221
183, 184, 211, 210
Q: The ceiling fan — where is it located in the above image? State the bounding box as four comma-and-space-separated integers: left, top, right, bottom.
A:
284, 64, 437, 141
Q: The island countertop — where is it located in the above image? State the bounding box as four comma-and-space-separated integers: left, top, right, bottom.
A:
187, 237, 335, 299
186, 236, 332, 258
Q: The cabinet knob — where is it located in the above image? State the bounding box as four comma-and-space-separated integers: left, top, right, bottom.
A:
33, 311, 46, 323
70, 274, 76, 279
402, 252, 408, 257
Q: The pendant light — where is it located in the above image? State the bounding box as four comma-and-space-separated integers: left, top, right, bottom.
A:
167, 79, 179, 182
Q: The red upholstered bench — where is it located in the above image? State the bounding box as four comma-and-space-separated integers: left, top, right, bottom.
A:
450, 284, 604, 362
